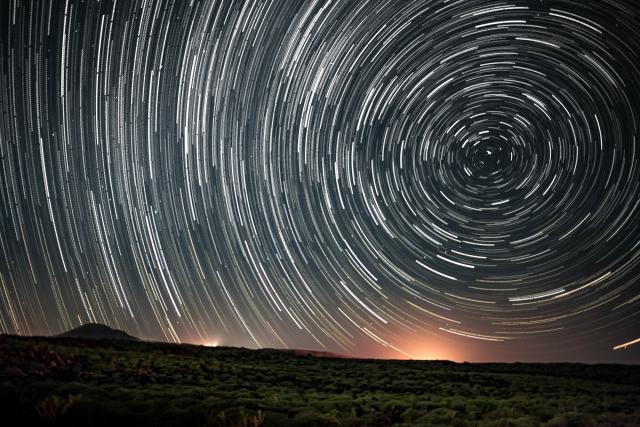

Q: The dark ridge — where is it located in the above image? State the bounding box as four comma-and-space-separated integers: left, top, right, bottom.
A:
289, 348, 354, 359
56, 323, 139, 341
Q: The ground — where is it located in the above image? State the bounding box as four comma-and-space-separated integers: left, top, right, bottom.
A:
1, 335, 638, 426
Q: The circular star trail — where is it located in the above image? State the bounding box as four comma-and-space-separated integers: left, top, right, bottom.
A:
1, 0, 640, 361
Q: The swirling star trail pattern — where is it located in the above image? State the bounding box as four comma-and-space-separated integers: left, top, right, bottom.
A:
1, 0, 640, 363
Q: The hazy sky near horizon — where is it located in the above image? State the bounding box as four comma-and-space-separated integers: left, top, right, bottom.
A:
1, 0, 639, 364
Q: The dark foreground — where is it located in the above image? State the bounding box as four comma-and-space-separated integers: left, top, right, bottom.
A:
1, 335, 639, 426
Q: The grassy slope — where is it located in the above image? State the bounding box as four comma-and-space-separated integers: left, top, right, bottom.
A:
0, 335, 639, 426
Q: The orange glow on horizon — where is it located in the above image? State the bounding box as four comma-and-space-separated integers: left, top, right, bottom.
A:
372, 337, 467, 362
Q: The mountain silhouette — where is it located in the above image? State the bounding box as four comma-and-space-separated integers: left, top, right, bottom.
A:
57, 323, 139, 341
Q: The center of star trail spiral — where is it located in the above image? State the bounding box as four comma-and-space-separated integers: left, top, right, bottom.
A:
1, 0, 639, 361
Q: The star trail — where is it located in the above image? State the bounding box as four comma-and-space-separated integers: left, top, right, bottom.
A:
1, 0, 640, 363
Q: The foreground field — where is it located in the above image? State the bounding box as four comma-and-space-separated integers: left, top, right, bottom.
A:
0, 335, 638, 426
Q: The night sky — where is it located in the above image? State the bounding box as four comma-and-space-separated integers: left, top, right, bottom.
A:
1, 0, 639, 364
